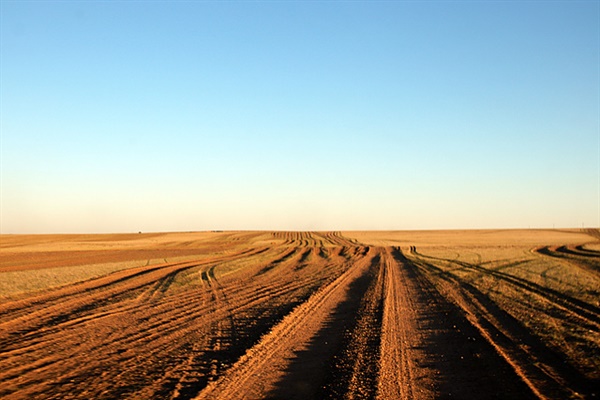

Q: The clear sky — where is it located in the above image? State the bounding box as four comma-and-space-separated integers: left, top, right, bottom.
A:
1, 1, 598, 233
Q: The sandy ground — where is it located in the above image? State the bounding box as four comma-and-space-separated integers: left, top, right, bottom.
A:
0, 230, 598, 399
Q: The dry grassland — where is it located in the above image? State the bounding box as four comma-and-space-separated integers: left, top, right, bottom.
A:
0, 229, 598, 399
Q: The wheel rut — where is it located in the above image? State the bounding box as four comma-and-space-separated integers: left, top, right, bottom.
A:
2, 232, 596, 399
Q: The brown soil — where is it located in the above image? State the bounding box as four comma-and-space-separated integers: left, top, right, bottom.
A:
0, 230, 598, 399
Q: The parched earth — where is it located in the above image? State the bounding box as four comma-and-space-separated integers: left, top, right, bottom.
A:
0, 231, 598, 399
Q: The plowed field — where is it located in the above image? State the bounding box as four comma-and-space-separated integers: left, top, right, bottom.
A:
1, 230, 598, 399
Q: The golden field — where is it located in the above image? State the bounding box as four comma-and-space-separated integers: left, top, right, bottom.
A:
0, 229, 598, 399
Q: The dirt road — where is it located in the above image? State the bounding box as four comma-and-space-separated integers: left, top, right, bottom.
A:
1, 231, 597, 399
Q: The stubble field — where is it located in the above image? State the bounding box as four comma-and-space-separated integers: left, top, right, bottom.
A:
0, 229, 598, 399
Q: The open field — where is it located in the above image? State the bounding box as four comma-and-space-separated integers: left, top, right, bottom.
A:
0, 229, 598, 399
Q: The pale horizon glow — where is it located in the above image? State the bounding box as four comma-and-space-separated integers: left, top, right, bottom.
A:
1, 1, 599, 234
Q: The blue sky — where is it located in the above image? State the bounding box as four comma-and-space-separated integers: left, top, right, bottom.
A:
1, 1, 598, 233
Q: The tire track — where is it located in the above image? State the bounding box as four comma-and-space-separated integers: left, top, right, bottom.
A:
0, 241, 353, 399
1, 264, 331, 393
535, 246, 600, 276
404, 247, 596, 399
2, 233, 596, 399
0, 246, 267, 324
194, 247, 375, 399
376, 249, 420, 399
413, 247, 600, 329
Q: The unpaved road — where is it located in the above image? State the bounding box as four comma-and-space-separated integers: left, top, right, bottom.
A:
1, 231, 598, 399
